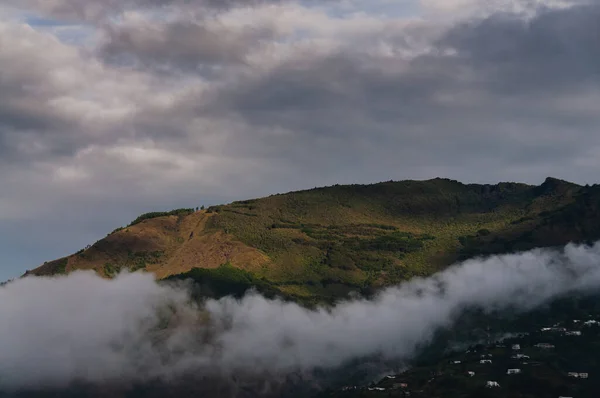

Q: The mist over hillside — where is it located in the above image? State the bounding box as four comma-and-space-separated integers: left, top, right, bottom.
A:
2, 0, 600, 395
4, 242, 600, 396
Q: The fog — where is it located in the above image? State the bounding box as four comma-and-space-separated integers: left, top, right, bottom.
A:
2, 242, 600, 391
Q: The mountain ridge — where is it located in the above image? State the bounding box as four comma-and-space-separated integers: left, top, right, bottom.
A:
27, 177, 600, 303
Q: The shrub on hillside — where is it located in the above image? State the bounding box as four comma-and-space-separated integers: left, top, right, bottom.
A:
128, 208, 195, 226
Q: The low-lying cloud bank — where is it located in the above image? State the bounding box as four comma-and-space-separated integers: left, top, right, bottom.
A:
2, 242, 600, 390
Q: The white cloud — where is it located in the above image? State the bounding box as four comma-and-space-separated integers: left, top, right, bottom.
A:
2, 242, 600, 391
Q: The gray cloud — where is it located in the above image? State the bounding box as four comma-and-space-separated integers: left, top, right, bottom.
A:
1, 1, 600, 279
99, 19, 277, 71
2, 242, 600, 391
440, 4, 600, 94
201, 3, 600, 181
10, 0, 296, 22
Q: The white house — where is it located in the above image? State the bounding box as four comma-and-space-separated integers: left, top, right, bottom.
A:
507, 369, 521, 375
512, 344, 521, 350
579, 372, 589, 379
480, 359, 492, 364
453, 360, 462, 364
486, 381, 500, 388
467, 371, 475, 377
542, 327, 565, 332
567, 372, 579, 378
512, 354, 530, 359
385, 375, 396, 379
535, 343, 555, 349
565, 331, 582, 336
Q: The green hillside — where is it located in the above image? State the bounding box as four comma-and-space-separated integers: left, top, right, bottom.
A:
31, 177, 600, 303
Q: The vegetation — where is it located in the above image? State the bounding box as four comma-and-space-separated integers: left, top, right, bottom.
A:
103, 262, 121, 278
54, 258, 68, 274
102, 251, 165, 277
200, 177, 597, 299
166, 262, 285, 301
128, 208, 195, 227
30, 177, 600, 302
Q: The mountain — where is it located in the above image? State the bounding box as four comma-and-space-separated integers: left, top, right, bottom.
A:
28, 177, 600, 303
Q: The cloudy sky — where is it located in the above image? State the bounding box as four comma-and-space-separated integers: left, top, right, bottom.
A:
0, 0, 598, 280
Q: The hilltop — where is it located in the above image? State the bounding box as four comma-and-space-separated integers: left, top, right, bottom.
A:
28, 177, 600, 303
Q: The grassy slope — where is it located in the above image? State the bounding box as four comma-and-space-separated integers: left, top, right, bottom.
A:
29, 177, 600, 303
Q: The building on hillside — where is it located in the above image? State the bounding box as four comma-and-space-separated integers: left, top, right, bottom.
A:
584, 320, 598, 326
512, 354, 530, 359
393, 383, 408, 389
486, 381, 500, 388
467, 371, 475, 377
452, 360, 461, 364
507, 369, 521, 375
512, 344, 521, 350
368, 387, 386, 391
385, 375, 396, 379
567, 372, 588, 378
535, 343, 555, 349
541, 327, 566, 332
565, 331, 582, 336
480, 359, 492, 364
